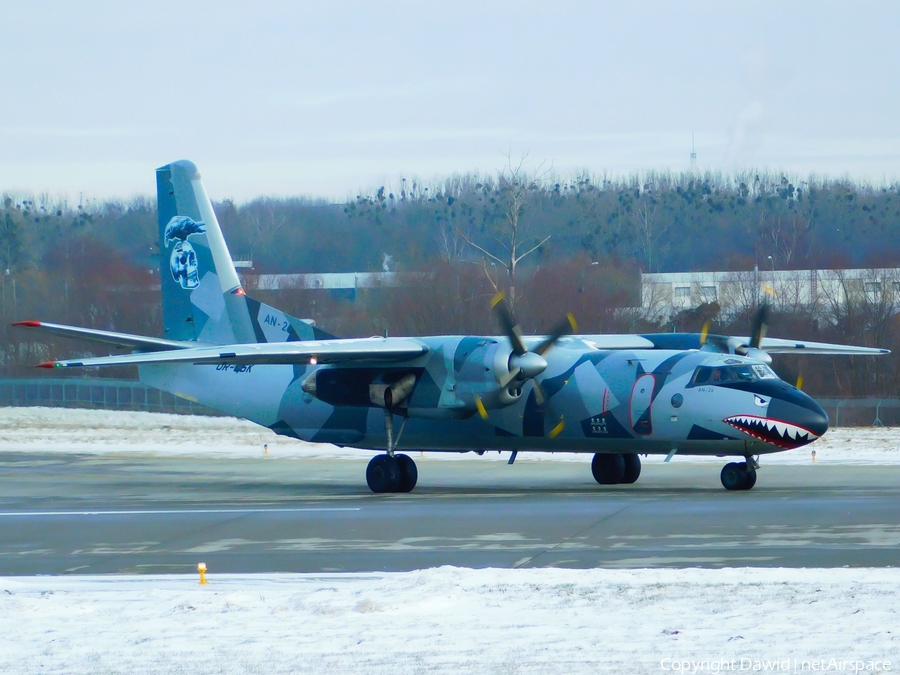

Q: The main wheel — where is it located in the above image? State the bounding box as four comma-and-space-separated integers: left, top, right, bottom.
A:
742, 465, 757, 490
395, 453, 418, 493
621, 453, 641, 484
591, 453, 626, 484
720, 461, 748, 491
366, 454, 402, 493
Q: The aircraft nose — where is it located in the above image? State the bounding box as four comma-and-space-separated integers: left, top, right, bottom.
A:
766, 394, 829, 445
723, 384, 829, 449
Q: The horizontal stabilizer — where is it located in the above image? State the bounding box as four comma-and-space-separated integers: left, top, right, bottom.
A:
36, 337, 429, 369
12, 321, 204, 352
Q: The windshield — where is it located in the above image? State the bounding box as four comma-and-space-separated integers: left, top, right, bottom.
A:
690, 363, 778, 386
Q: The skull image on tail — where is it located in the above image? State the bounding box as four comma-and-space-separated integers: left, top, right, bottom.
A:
164, 216, 207, 290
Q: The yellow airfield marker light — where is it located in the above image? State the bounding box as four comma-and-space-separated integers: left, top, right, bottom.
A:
548, 420, 565, 438
811, 450, 817, 463
264, 443, 269, 456
197, 562, 208, 585
476, 397, 489, 420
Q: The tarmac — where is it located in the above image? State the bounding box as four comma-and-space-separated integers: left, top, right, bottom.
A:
1, 451, 899, 574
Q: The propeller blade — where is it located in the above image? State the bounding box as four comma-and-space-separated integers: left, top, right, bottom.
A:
498, 365, 521, 388
534, 313, 578, 356
475, 396, 489, 420
532, 379, 547, 406
548, 418, 565, 438
491, 292, 527, 355
750, 302, 770, 349
700, 320, 711, 346
796, 375, 804, 390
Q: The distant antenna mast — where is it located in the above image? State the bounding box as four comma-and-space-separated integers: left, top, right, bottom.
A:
690, 132, 698, 173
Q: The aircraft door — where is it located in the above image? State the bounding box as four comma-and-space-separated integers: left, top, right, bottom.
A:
629, 374, 655, 435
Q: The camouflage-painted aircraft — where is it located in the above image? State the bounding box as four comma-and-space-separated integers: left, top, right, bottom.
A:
15, 160, 889, 493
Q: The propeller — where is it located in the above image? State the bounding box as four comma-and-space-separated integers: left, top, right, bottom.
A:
489, 293, 577, 405
699, 301, 773, 364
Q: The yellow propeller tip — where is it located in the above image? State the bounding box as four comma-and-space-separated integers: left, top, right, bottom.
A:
548, 420, 565, 438
476, 397, 489, 420
567, 312, 578, 332
490, 292, 506, 308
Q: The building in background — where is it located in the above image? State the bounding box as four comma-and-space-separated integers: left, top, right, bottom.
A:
641, 268, 900, 321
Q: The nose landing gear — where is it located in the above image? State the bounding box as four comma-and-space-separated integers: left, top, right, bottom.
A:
720, 457, 758, 490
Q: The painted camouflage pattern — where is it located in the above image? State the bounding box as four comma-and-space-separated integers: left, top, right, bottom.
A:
139, 161, 827, 460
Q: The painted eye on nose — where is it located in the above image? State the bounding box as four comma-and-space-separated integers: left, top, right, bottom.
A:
754, 395, 768, 407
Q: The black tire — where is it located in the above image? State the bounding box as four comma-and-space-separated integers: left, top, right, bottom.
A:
591, 453, 626, 485
395, 453, 418, 493
366, 454, 402, 493
621, 453, 641, 484
720, 462, 747, 491
742, 467, 757, 490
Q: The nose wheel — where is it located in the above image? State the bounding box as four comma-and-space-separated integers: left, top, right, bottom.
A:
720, 460, 757, 490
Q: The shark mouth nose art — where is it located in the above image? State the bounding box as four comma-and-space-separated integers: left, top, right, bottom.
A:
723, 415, 821, 448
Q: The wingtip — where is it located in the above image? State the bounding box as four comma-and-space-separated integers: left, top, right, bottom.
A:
36, 361, 59, 369
12, 320, 41, 327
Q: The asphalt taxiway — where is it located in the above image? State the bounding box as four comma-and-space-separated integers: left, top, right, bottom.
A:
1, 452, 899, 574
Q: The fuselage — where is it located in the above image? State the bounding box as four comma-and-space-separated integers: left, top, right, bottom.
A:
141, 335, 828, 459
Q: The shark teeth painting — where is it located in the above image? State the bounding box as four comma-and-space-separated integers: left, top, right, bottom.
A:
723, 415, 820, 449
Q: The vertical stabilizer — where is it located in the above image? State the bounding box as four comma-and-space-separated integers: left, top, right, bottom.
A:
157, 160, 255, 344
155, 160, 335, 345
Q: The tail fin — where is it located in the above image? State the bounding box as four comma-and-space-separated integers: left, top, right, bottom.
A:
156, 160, 331, 344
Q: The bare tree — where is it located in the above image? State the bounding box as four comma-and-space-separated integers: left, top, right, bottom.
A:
636, 201, 667, 272
457, 153, 551, 314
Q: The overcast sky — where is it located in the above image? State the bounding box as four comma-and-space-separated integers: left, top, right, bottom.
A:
1, 1, 898, 202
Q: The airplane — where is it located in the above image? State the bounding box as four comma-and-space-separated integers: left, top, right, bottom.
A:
13, 160, 889, 493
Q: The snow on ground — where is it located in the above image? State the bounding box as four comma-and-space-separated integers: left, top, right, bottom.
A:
3, 408, 899, 672
2, 567, 898, 675
0, 406, 898, 465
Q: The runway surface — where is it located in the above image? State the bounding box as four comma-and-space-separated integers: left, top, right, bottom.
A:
2, 451, 899, 574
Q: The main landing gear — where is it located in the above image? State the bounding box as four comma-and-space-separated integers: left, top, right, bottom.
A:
366, 453, 418, 493
366, 408, 418, 493
720, 458, 758, 491
591, 453, 641, 485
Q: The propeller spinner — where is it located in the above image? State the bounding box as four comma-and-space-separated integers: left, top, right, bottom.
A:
489, 293, 577, 405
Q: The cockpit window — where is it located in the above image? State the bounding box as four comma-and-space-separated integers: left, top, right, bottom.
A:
690, 363, 778, 386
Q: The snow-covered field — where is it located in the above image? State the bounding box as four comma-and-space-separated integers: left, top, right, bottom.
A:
0, 406, 898, 465
2, 407, 899, 673
2, 567, 898, 675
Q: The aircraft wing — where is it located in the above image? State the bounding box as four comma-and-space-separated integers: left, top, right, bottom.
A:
35, 337, 429, 369
758, 337, 890, 355
12, 321, 201, 351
